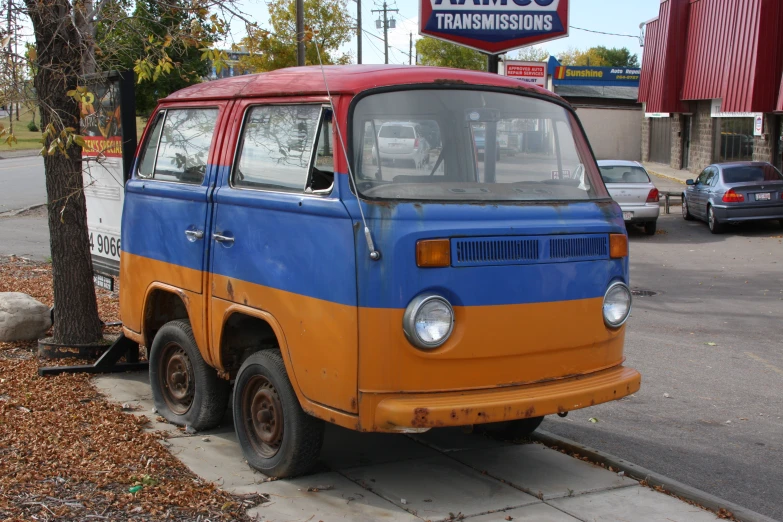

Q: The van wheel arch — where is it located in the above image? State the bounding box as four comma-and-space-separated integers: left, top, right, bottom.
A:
143, 287, 191, 348
219, 310, 289, 381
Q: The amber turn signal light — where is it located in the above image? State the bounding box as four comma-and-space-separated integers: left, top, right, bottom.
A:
610, 234, 628, 259
416, 239, 451, 268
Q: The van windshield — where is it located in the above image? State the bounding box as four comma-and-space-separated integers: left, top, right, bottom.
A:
352, 89, 606, 202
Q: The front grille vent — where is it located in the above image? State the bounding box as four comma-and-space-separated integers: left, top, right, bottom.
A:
549, 236, 608, 260
450, 234, 609, 267
454, 238, 539, 266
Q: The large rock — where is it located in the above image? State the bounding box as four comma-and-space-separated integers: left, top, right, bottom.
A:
0, 292, 52, 342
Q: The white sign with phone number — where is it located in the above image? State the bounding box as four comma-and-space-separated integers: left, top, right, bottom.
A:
89, 230, 121, 261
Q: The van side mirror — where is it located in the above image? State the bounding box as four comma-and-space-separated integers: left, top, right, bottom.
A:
686, 179, 695, 186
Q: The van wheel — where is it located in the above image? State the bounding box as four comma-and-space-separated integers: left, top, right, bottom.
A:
478, 416, 545, 440
644, 221, 657, 236
149, 320, 230, 431
234, 350, 324, 478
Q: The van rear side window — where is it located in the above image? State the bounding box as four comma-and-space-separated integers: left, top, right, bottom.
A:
137, 108, 219, 184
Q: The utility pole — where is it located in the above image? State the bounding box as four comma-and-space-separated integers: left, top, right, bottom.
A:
357, 0, 362, 64
486, 54, 499, 74
296, 0, 305, 66
371, 2, 398, 65
6, 0, 13, 132
409, 32, 412, 65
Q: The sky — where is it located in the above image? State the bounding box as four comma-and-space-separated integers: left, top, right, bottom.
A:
231, 0, 662, 66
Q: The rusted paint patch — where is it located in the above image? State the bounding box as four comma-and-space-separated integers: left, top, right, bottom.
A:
226, 279, 234, 301
412, 407, 430, 428
434, 78, 467, 84
350, 397, 357, 410
523, 406, 536, 418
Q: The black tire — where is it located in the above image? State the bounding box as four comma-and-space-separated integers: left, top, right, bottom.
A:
477, 416, 545, 440
682, 196, 694, 220
644, 221, 657, 236
149, 320, 230, 431
708, 205, 725, 234
233, 350, 324, 478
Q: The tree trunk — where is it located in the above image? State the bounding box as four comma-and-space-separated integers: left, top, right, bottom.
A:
26, 0, 103, 345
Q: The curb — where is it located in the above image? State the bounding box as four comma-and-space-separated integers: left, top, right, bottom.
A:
648, 169, 688, 186
0, 203, 46, 218
533, 430, 778, 522
0, 149, 41, 160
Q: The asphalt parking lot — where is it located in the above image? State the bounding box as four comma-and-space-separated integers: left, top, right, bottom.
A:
545, 211, 783, 520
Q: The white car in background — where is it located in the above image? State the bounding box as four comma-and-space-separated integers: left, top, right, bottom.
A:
373, 122, 431, 168
598, 160, 660, 236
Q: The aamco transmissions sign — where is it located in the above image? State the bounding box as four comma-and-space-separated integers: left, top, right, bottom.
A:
420, 0, 569, 55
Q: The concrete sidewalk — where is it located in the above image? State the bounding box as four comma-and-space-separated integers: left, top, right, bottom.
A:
93, 372, 728, 522
643, 162, 693, 185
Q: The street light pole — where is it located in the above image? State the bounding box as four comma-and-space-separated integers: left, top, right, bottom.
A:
296, 0, 305, 66
357, 0, 362, 64
487, 54, 499, 74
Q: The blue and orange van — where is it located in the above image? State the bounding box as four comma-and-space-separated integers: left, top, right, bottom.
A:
120, 65, 641, 478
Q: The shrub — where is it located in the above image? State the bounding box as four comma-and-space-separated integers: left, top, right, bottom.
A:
27, 121, 39, 132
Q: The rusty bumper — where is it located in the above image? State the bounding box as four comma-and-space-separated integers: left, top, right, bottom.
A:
368, 365, 641, 431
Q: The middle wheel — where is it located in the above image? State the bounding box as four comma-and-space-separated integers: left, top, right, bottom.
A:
233, 350, 324, 478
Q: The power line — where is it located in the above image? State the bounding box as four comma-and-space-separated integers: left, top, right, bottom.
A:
569, 25, 638, 39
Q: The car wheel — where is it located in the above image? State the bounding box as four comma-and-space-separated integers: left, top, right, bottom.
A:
149, 320, 230, 431
682, 196, 694, 220
234, 350, 324, 478
477, 417, 545, 440
644, 221, 657, 236
708, 205, 724, 234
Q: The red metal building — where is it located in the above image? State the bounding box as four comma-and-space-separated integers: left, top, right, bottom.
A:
639, 0, 783, 173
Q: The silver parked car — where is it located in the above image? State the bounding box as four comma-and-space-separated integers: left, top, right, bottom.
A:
598, 160, 660, 235
683, 162, 783, 234
373, 121, 431, 168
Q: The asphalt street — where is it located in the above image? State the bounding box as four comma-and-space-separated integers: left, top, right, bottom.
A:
544, 212, 783, 520
0, 154, 46, 213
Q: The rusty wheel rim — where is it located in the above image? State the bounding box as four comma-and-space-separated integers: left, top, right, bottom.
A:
242, 375, 283, 458
159, 342, 194, 415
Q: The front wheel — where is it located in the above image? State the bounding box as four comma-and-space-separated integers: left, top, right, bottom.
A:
644, 221, 657, 236
708, 206, 725, 234
149, 320, 230, 431
234, 350, 324, 478
477, 416, 544, 440
682, 196, 694, 220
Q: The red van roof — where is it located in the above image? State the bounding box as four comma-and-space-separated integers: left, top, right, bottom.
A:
163, 65, 560, 101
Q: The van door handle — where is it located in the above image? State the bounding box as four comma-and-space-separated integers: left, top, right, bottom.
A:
185, 229, 204, 241
213, 233, 234, 244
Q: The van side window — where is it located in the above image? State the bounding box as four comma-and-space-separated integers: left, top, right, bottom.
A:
307, 109, 334, 193
153, 108, 219, 184
137, 112, 164, 178
234, 105, 321, 192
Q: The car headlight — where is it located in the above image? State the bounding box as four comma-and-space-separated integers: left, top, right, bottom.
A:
403, 294, 455, 350
603, 282, 632, 328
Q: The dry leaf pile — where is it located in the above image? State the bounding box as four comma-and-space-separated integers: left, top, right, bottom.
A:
0, 258, 256, 520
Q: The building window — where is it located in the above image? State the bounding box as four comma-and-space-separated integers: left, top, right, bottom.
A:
717, 118, 754, 163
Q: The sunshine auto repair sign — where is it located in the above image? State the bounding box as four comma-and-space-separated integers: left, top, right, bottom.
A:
420, 0, 569, 55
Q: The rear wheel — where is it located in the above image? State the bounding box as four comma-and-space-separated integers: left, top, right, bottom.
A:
708, 205, 724, 234
478, 417, 544, 440
149, 320, 230, 431
644, 221, 657, 236
682, 196, 694, 220
234, 350, 324, 478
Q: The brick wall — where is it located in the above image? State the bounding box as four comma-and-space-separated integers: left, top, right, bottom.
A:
670, 114, 683, 170
687, 100, 714, 174
752, 115, 774, 163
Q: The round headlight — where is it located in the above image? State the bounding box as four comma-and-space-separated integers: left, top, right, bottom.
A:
603, 282, 632, 328
403, 294, 455, 350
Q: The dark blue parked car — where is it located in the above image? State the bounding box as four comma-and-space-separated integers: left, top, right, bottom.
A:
683, 162, 783, 234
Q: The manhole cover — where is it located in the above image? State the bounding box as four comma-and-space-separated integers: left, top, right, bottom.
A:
632, 290, 657, 297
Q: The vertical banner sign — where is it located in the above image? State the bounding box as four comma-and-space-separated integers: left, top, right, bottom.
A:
420, 0, 569, 55
80, 71, 136, 278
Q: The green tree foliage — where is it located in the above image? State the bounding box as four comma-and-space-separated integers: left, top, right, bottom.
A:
415, 37, 486, 71
557, 46, 639, 68
515, 46, 549, 62
97, 0, 218, 115
236, 0, 353, 73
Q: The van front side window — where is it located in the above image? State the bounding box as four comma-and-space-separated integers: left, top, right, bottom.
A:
153, 108, 219, 184
234, 105, 322, 192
